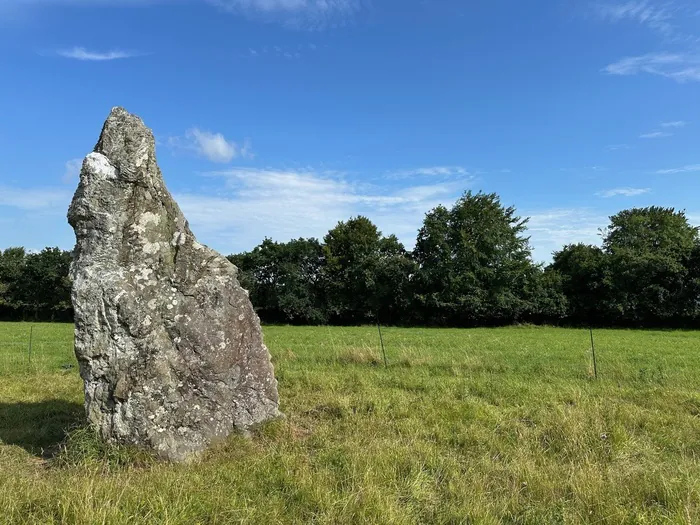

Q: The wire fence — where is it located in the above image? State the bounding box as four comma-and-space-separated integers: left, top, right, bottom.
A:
0, 324, 77, 375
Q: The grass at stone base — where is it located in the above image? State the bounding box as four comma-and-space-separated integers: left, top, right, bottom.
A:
1, 323, 700, 524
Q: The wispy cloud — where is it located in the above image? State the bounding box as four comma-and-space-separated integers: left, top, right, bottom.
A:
176, 167, 469, 253
388, 166, 470, 179
169, 129, 252, 163
56, 47, 138, 61
9, 0, 361, 29
661, 120, 687, 127
596, 187, 651, 197
594, 1, 675, 34
640, 131, 672, 138
0, 186, 72, 211
62, 158, 83, 184
559, 165, 608, 173
245, 44, 309, 59
603, 52, 700, 82
206, 0, 361, 28
656, 164, 700, 174
526, 208, 608, 262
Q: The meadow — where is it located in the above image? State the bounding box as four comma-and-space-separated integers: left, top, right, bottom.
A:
1, 322, 700, 524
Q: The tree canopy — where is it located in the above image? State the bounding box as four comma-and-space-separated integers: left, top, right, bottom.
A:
3, 198, 699, 328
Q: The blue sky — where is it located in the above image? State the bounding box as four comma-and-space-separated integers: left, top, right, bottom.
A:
1, 0, 699, 262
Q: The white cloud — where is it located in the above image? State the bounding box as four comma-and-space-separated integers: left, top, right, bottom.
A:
176, 167, 469, 253
7, 0, 361, 29
239, 138, 254, 159
605, 144, 633, 151
640, 131, 672, 138
169, 128, 251, 163
62, 158, 83, 184
526, 208, 608, 262
661, 120, 687, 127
596, 187, 651, 197
656, 164, 700, 174
603, 52, 700, 82
0, 186, 72, 211
205, 0, 360, 28
56, 47, 137, 61
188, 129, 237, 163
594, 1, 675, 34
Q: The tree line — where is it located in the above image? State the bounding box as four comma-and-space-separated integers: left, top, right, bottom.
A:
0, 247, 73, 322
2, 191, 699, 327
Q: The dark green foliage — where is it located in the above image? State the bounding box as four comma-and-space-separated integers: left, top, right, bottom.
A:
550, 244, 617, 325
0, 247, 73, 321
323, 217, 415, 324
0, 247, 26, 317
603, 209, 700, 327
412, 191, 539, 326
4, 201, 700, 328
228, 238, 328, 324
523, 268, 569, 324
551, 208, 700, 327
602, 206, 698, 256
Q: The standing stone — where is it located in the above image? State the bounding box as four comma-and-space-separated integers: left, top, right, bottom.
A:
67, 107, 281, 462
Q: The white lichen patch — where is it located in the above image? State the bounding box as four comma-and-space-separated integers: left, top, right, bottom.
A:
134, 144, 150, 168
135, 267, 154, 283
172, 232, 187, 246
130, 212, 161, 235
143, 242, 161, 255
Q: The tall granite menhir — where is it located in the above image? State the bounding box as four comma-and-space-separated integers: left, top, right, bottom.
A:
68, 107, 281, 462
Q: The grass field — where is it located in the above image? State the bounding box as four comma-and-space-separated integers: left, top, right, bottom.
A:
1, 322, 700, 524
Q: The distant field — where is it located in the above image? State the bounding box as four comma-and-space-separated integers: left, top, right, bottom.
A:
1, 323, 700, 524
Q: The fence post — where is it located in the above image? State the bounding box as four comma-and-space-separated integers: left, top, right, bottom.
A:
589, 327, 597, 380
28, 325, 34, 365
377, 318, 387, 368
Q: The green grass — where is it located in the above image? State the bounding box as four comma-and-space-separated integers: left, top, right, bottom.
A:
2, 322, 700, 524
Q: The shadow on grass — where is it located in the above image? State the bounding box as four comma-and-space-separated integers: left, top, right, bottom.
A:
0, 400, 84, 457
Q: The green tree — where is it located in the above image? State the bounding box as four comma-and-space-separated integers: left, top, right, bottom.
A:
523, 268, 569, 324
413, 191, 538, 326
0, 247, 27, 318
17, 248, 73, 321
549, 244, 617, 325
603, 207, 699, 326
603, 207, 698, 256
411, 205, 453, 324
323, 216, 414, 324
373, 235, 417, 324
229, 238, 327, 324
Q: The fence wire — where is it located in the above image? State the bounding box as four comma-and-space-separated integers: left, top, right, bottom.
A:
0, 325, 77, 375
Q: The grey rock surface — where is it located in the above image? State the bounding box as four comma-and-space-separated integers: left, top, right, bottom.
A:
67, 107, 281, 462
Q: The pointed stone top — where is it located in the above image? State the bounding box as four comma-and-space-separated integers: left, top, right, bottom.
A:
94, 107, 156, 183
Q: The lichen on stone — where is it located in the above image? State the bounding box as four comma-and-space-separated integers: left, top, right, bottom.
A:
67, 107, 281, 462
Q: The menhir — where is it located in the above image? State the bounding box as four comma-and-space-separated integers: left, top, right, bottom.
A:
67, 107, 281, 462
